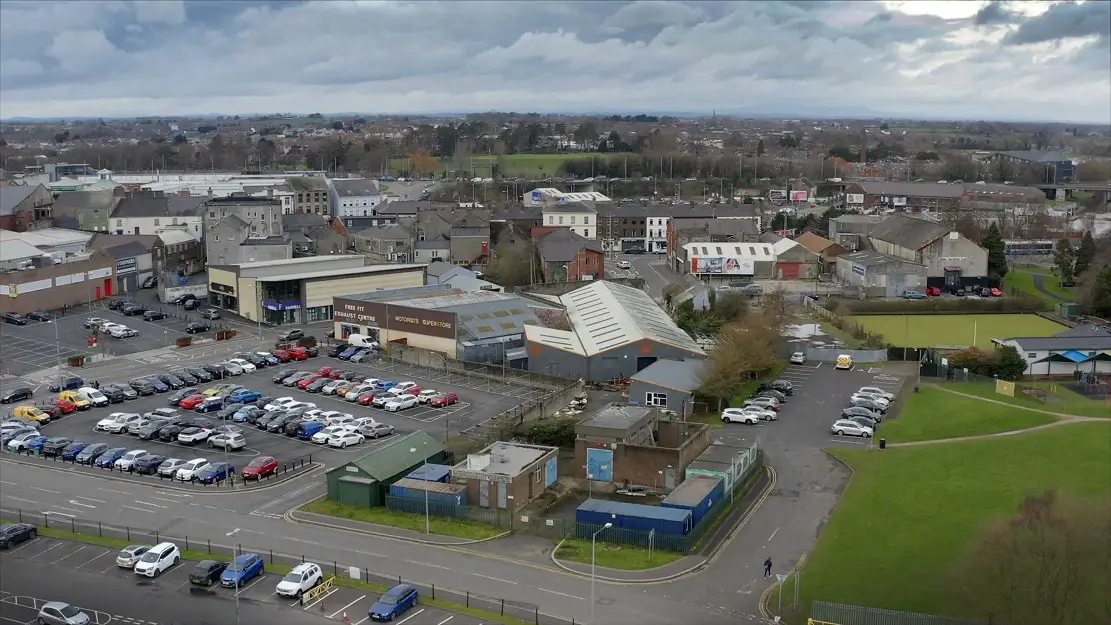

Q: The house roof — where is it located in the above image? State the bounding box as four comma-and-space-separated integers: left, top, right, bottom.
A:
1006, 332, 1111, 352
0, 185, 36, 216
630, 359, 706, 393
839, 250, 919, 267
353, 224, 412, 239
112, 195, 206, 218
331, 179, 381, 197
855, 181, 965, 199
681, 241, 777, 259
346, 431, 444, 481
241, 235, 289, 246
537, 229, 602, 262
869, 215, 951, 251
215, 214, 249, 232
88, 233, 160, 251
100, 241, 151, 260
415, 239, 449, 250
772, 238, 799, 256
670, 217, 758, 238
425, 261, 459, 278
377, 200, 423, 215
450, 227, 488, 237
289, 176, 330, 191
52, 190, 119, 213
282, 213, 330, 231
542, 200, 599, 214
158, 230, 198, 245
794, 231, 837, 254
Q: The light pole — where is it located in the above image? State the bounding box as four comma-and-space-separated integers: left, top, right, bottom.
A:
410, 442, 430, 534
590, 522, 612, 625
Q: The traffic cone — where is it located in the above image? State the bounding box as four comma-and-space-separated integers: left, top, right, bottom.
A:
343, 612, 349, 622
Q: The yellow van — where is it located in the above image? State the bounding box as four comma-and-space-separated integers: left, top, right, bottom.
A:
59, 390, 91, 410
835, 354, 853, 370
12, 405, 50, 423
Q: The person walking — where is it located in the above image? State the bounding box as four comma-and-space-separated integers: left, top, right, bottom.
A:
93, 380, 100, 390
764, 558, 773, 578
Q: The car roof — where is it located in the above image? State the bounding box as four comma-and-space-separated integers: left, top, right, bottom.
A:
387, 583, 415, 595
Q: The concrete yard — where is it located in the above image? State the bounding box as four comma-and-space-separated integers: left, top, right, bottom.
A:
0, 537, 477, 625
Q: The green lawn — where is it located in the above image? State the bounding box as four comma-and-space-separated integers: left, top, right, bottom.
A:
776, 421, 1111, 622
1003, 265, 1077, 303
880, 386, 1058, 443
945, 380, 1111, 419
299, 497, 504, 540
554, 538, 683, 570
846, 313, 1066, 349
389, 152, 624, 178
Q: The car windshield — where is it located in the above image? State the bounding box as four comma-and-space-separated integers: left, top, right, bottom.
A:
58, 605, 82, 617
378, 595, 399, 605
227, 558, 249, 572
140, 551, 159, 562
282, 571, 303, 583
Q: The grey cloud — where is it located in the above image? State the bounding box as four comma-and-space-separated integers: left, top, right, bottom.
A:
1005, 1, 1111, 45
973, 2, 1017, 26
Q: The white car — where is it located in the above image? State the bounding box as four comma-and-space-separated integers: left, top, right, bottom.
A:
351, 417, 380, 429
220, 361, 244, 376
177, 427, 212, 445
127, 417, 157, 435
416, 389, 439, 404
104, 413, 142, 434
831, 419, 873, 438
311, 425, 354, 445
275, 562, 324, 599
7, 432, 43, 452
721, 408, 759, 425
84, 317, 108, 329
264, 397, 298, 411
108, 325, 139, 338
157, 459, 186, 478
284, 401, 316, 412
740, 406, 777, 421
132, 542, 180, 578
384, 394, 418, 412
228, 358, 256, 374
372, 390, 401, 408
392, 382, 419, 394
115, 544, 151, 569
321, 380, 347, 395
324, 413, 355, 427
344, 384, 375, 401
300, 409, 327, 422
209, 432, 247, 450
616, 260, 632, 269
857, 387, 896, 401
850, 393, 890, 407
175, 458, 209, 481
743, 397, 780, 411
361, 378, 381, 388
114, 449, 149, 471
789, 352, 806, 365
78, 387, 110, 407
96, 412, 130, 431
328, 430, 365, 448
145, 407, 179, 420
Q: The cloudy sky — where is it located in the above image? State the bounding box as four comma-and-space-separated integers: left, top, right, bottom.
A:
1, 0, 1109, 122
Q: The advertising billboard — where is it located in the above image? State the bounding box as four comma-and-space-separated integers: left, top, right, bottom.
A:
768, 189, 788, 202
690, 257, 755, 275
846, 193, 865, 204
893, 196, 907, 206
333, 297, 457, 339
789, 190, 809, 202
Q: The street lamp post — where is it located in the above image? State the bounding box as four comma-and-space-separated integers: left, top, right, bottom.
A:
591, 522, 613, 625
410, 442, 430, 534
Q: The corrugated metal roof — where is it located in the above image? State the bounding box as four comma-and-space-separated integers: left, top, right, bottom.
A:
629, 359, 705, 393
681, 242, 776, 259
453, 298, 540, 341
662, 475, 723, 506
349, 431, 444, 481
996, 150, 1072, 163
577, 498, 692, 522
405, 464, 453, 482
869, 215, 951, 251
391, 478, 466, 496
0, 185, 37, 216
856, 181, 965, 199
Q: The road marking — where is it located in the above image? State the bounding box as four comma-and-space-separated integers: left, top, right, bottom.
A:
7, 538, 40, 553
76, 549, 112, 569
133, 500, 167, 509
436, 617, 454, 625
226, 528, 240, 537
0, 480, 16, 487
120, 505, 156, 513
302, 587, 338, 610
815, 362, 822, 368
330, 595, 366, 618
154, 490, 191, 497
396, 609, 425, 624
147, 497, 181, 504
472, 573, 517, 585
75, 496, 108, 504
44, 510, 76, 517
5, 496, 37, 505
28, 542, 63, 560
538, 588, 585, 600
68, 499, 97, 509
767, 527, 779, 542
98, 487, 131, 495
51, 545, 86, 565
29, 486, 59, 494
353, 618, 369, 625
236, 574, 268, 596
407, 560, 450, 570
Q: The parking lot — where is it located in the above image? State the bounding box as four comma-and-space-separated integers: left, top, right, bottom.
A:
1, 537, 482, 625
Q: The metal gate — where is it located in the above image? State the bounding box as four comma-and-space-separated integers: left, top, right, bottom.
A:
478, 479, 490, 507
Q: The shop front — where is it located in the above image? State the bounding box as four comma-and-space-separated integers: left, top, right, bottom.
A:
115, 256, 138, 293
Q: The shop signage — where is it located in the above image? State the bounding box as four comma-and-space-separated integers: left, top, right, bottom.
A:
852, 264, 866, 276
263, 300, 301, 311
333, 297, 457, 339
116, 257, 137, 276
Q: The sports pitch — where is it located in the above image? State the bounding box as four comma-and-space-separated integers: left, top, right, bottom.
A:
845, 313, 1068, 349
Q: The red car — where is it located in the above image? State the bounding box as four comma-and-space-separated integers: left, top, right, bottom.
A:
430, 391, 458, 408
316, 366, 334, 376
356, 392, 377, 405
289, 347, 310, 360
328, 369, 345, 379
178, 394, 207, 410
926, 286, 942, 296
242, 455, 279, 480
989, 287, 1002, 297
297, 374, 322, 389
273, 349, 293, 362
49, 397, 78, 414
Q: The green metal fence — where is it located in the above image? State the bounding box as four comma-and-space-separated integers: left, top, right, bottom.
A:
812, 601, 998, 625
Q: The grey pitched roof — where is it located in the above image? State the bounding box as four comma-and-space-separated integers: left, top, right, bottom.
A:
331, 179, 381, 197
100, 241, 151, 260
839, 250, 918, 267
112, 195, 206, 218
288, 231, 312, 244
454, 298, 541, 341
855, 181, 965, 199
0, 185, 36, 216
378, 200, 422, 215
869, 215, 950, 251
216, 214, 249, 231
281, 212, 329, 230
670, 217, 758, 237
630, 358, 706, 393
1008, 333, 1111, 351
415, 239, 449, 250
87, 233, 160, 251
425, 261, 457, 277
241, 235, 290, 246
543, 200, 598, 214
450, 227, 488, 237
353, 224, 412, 239
52, 190, 119, 213
538, 229, 602, 262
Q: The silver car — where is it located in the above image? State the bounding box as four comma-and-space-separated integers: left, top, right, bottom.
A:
831, 419, 873, 438
116, 544, 151, 568
37, 602, 90, 625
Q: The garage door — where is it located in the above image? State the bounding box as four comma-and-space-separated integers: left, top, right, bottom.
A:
777, 263, 800, 279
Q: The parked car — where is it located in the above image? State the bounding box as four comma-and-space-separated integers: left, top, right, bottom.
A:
831, 419, 874, 438
49, 376, 84, 392
849, 397, 888, 414
133, 542, 181, 578
743, 396, 779, 411
60, 441, 90, 461
989, 286, 1002, 297
2, 312, 29, 325
926, 286, 942, 296
358, 422, 396, 439
101, 413, 142, 433
228, 358, 256, 373
40, 437, 73, 458
27, 310, 51, 321
36, 602, 90, 625
0, 387, 33, 404
272, 369, 297, 384
296, 421, 326, 440
196, 462, 234, 484
157, 458, 187, 478
94, 447, 129, 468
384, 394, 418, 412
175, 458, 210, 481
902, 290, 927, 300
201, 308, 221, 320
221, 552, 264, 587
209, 431, 247, 451
114, 449, 149, 471
190, 559, 229, 586
242, 455, 279, 480
429, 392, 458, 408
369, 584, 419, 622
329, 430, 365, 448
74, 442, 110, 464
196, 397, 225, 413
0, 523, 37, 549
177, 427, 212, 445
857, 386, 896, 401
143, 310, 167, 321
278, 329, 305, 341
847, 414, 880, 430
842, 406, 882, 422
115, 544, 151, 568
185, 322, 211, 334
789, 352, 807, 365
392, 382, 421, 395
275, 562, 323, 599
133, 454, 168, 475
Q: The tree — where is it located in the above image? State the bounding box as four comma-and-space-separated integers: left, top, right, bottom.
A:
1083, 266, 1111, 318
756, 139, 765, 156
993, 345, 1028, 380
695, 301, 783, 410
981, 222, 1008, 279
946, 490, 1111, 625
1053, 238, 1076, 284
1074, 230, 1096, 276
408, 149, 439, 177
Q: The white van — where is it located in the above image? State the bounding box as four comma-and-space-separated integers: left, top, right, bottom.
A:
78, 387, 109, 407
346, 333, 380, 350
835, 354, 853, 370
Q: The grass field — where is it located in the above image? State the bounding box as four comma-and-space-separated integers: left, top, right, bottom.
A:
778, 420, 1111, 622
554, 538, 683, 570
846, 313, 1067, 348
945, 379, 1111, 419
299, 497, 503, 540
880, 386, 1058, 443
1003, 265, 1077, 303
389, 152, 623, 178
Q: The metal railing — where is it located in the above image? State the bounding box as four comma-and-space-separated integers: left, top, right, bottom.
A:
812, 601, 998, 625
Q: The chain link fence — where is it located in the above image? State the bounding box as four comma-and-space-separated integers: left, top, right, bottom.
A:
812, 601, 998, 625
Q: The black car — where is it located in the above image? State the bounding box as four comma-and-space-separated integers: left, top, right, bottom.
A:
143, 310, 168, 321
133, 455, 168, 475
184, 299, 201, 311
328, 344, 346, 358
75, 443, 109, 464
2, 312, 28, 325
185, 322, 211, 334
186, 417, 216, 430
129, 379, 157, 396
1, 387, 33, 404
173, 370, 199, 385
158, 425, 185, 442
169, 387, 200, 405
758, 380, 794, 396
841, 406, 882, 422
137, 420, 172, 440
202, 363, 227, 378
272, 369, 296, 384
238, 353, 267, 368
267, 414, 299, 432
27, 311, 51, 321
756, 389, 787, 402
190, 559, 228, 586
158, 374, 186, 390
104, 383, 138, 401
185, 367, 212, 382
170, 294, 197, 306
40, 437, 73, 457
283, 418, 307, 436
141, 276, 158, 289
0, 523, 37, 549
255, 411, 284, 429
109, 299, 132, 311
217, 404, 244, 420
847, 415, 879, 430
121, 304, 146, 316
99, 386, 125, 403
254, 396, 274, 408
305, 378, 329, 393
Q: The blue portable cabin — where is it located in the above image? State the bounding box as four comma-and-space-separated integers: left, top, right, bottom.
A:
575, 499, 693, 536
388, 478, 468, 518
660, 474, 725, 526
405, 463, 452, 483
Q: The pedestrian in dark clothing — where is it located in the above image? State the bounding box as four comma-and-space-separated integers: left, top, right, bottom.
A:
93, 380, 100, 390
764, 558, 772, 577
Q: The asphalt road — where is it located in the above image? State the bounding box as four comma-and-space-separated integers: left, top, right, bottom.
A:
626, 255, 677, 300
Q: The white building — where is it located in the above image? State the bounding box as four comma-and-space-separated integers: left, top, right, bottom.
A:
541, 202, 597, 240
331, 179, 384, 218
524, 187, 610, 208
109, 195, 205, 239
993, 327, 1111, 376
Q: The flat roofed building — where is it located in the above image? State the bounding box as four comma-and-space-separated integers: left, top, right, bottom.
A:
451, 441, 559, 511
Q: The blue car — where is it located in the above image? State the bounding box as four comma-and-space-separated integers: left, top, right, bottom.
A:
376, 380, 396, 390
338, 346, 359, 360
220, 552, 264, 587
260, 353, 279, 365
296, 421, 325, 440
149, 379, 170, 393
196, 462, 234, 484
369, 584, 418, 621
49, 376, 84, 392
19, 435, 48, 453
61, 441, 90, 460
227, 389, 261, 404
197, 398, 224, 413
94, 447, 128, 468
231, 407, 257, 423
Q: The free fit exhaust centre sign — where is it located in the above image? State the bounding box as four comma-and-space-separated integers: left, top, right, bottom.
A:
332, 297, 457, 339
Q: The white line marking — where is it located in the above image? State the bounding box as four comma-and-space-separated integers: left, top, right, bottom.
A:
767, 527, 779, 542
147, 497, 180, 504
472, 573, 517, 585
329, 595, 366, 618
29, 487, 59, 494
0, 480, 16, 486
67, 500, 96, 509
75, 496, 108, 504
302, 587, 338, 610
436, 617, 454, 625
98, 488, 131, 495
51, 546, 86, 565
133, 500, 167, 509
28, 542, 64, 560
226, 528, 240, 537
395, 609, 425, 624
7, 538, 40, 553
76, 550, 112, 569
120, 505, 156, 513
538, 588, 585, 600
236, 574, 268, 596
44, 510, 76, 517
407, 560, 450, 570
5, 496, 37, 505
353, 617, 369, 625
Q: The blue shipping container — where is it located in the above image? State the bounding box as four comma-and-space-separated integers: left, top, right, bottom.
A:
660, 475, 724, 526
576, 499, 692, 536
405, 464, 452, 483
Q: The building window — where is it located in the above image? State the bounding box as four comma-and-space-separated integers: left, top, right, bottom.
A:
570, 216, 576, 225
534, 469, 541, 484
583, 216, 590, 225
645, 392, 667, 407
1027, 353, 1036, 359
558, 216, 564, 225
548, 216, 554, 224
116, 219, 123, 227
214, 235, 219, 241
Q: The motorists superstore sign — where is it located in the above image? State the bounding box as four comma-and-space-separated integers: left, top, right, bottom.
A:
332, 297, 457, 339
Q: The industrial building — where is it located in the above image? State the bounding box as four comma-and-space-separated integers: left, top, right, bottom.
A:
208, 255, 424, 325
989, 151, 1075, 185
451, 441, 559, 511
325, 432, 447, 508
524, 280, 705, 382
680, 241, 777, 282
835, 250, 927, 297
844, 181, 964, 212
628, 359, 706, 415
333, 284, 542, 363
866, 215, 988, 289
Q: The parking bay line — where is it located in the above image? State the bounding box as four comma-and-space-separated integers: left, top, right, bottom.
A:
27, 542, 64, 560
395, 609, 425, 624
75, 549, 113, 569
302, 587, 339, 610
329, 595, 366, 618
235, 574, 269, 596
51, 545, 86, 565
6, 538, 40, 554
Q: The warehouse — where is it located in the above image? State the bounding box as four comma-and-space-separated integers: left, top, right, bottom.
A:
451, 441, 559, 511
325, 432, 447, 508
524, 280, 705, 382
208, 255, 424, 325
844, 181, 964, 212
835, 250, 926, 297
680, 241, 777, 283
332, 284, 542, 362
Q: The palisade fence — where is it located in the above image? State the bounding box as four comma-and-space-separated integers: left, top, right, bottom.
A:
811, 601, 998, 625
1, 508, 577, 625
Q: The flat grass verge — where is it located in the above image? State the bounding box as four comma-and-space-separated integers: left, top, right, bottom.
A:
880, 386, 1058, 443
299, 497, 504, 540
845, 313, 1066, 349
1004, 266, 1076, 302
775, 421, 1111, 623
944, 380, 1111, 419
554, 538, 683, 570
